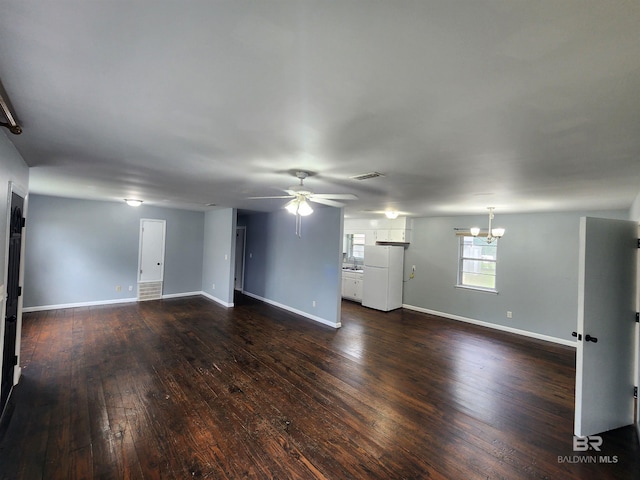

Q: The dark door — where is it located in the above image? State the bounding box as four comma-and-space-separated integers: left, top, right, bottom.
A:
1, 192, 24, 416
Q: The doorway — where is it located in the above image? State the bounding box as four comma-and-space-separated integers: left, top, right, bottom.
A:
235, 227, 246, 291
1, 189, 24, 418
137, 219, 166, 301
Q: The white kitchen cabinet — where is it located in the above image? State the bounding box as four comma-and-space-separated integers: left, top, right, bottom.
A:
375, 228, 410, 243
341, 271, 363, 302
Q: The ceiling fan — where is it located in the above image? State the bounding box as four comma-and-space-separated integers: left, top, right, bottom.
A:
249, 171, 358, 236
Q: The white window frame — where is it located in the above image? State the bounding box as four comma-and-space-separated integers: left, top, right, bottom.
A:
456, 235, 499, 293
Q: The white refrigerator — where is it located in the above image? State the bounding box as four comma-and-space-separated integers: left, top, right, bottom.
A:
362, 245, 404, 311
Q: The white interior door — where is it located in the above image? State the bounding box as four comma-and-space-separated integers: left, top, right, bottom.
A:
574, 217, 637, 437
138, 219, 166, 283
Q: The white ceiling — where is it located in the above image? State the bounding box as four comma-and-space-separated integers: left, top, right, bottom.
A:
0, 1, 639, 217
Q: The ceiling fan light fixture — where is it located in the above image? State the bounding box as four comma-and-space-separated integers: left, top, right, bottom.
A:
125, 198, 143, 207
470, 227, 481, 236
285, 197, 313, 216
297, 198, 313, 216
384, 210, 399, 219
285, 199, 298, 214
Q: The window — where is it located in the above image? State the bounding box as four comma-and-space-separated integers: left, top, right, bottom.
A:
345, 233, 365, 261
351, 233, 365, 260
457, 236, 498, 291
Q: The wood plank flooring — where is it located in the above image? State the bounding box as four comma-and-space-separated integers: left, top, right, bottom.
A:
0, 294, 638, 479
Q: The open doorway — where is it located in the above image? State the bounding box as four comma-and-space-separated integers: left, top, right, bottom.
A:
234, 227, 246, 292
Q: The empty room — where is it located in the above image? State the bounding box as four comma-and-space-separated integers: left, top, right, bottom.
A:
0, 1, 639, 479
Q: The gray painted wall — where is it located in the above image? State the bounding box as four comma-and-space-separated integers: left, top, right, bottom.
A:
241, 206, 343, 326
631, 191, 640, 222
23, 195, 204, 307
403, 210, 627, 342
201, 208, 236, 306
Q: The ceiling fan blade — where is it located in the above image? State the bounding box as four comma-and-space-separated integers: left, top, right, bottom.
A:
310, 193, 358, 200
308, 197, 345, 208
247, 195, 294, 199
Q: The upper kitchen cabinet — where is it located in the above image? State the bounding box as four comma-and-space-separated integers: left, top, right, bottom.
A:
374, 227, 410, 243
345, 217, 412, 245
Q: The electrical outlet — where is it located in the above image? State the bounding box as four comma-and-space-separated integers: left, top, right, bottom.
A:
312, 300, 316, 307
115, 285, 121, 292
212, 284, 216, 290
507, 311, 513, 319
249, 253, 253, 258
128, 285, 133, 291
224, 254, 228, 260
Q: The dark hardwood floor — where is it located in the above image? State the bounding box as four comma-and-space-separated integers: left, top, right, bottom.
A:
0, 294, 638, 479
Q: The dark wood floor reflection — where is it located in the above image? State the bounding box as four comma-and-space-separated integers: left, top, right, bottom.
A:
0, 294, 638, 479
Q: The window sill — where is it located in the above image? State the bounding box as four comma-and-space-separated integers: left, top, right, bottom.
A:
455, 285, 498, 294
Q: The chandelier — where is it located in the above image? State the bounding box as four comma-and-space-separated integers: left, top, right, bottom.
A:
470, 207, 505, 244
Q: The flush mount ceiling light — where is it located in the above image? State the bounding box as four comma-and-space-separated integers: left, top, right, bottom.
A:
470, 207, 505, 244
124, 199, 143, 207
384, 210, 399, 219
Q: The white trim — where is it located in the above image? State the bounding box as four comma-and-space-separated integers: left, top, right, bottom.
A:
162, 291, 201, 300
454, 285, 498, 294
23, 297, 138, 312
243, 291, 341, 329
23, 290, 223, 312
200, 291, 234, 308
402, 303, 575, 347
21, 291, 342, 330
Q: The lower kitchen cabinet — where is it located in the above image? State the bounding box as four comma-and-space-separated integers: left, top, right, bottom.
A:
341, 271, 363, 302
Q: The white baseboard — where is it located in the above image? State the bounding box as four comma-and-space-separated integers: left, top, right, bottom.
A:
23, 291, 205, 312
402, 304, 576, 347
21, 292, 340, 331
200, 291, 234, 308
162, 291, 201, 300
23, 297, 138, 312
243, 291, 341, 329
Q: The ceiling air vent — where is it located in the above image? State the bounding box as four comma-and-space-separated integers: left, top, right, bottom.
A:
350, 172, 385, 181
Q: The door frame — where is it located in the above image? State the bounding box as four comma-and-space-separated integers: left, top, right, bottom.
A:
137, 218, 166, 284
636, 224, 640, 440
235, 226, 246, 291
1, 181, 27, 406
